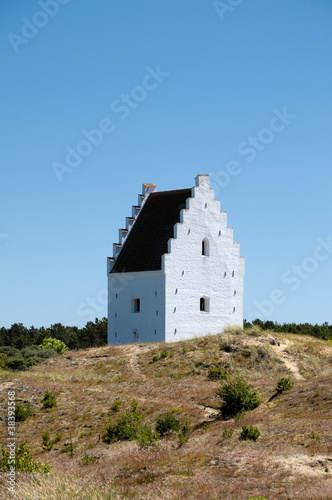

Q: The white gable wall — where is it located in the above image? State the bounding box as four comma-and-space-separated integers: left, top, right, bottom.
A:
107, 271, 165, 345
163, 175, 244, 342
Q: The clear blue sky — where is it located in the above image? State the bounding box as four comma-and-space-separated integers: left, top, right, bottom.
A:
1, 0, 331, 329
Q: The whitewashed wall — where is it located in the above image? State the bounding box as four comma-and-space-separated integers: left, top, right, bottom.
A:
107, 174, 245, 345
163, 175, 245, 342
107, 271, 165, 345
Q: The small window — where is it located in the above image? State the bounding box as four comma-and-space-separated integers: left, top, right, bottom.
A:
200, 296, 210, 312
218, 230, 221, 236
132, 298, 140, 313
155, 291, 157, 297
224, 272, 227, 278
204, 203, 207, 208
188, 229, 190, 235
175, 288, 178, 294
232, 270, 235, 277
233, 307, 236, 313
154, 329, 157, 335
234, 290, 236, 296
115, 294, 118, 299
174, 328, 177, 335
115, 313, 117, 318
133, 329, 139, 341
115, 332, 117, 338
156, 310, 158, 316
202, 238, 210, 256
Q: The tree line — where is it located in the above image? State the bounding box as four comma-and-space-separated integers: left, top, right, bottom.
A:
0, 317, 107, 350
1, 318, 331, 351
245, 319, 332, 341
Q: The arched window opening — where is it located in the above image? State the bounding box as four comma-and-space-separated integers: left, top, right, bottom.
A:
132, 297, 140, 313
200, 296, 210, 312
133, 329, 139, 341
202, 238, 210, 256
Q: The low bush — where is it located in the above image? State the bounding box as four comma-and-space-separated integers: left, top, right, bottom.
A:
152, 355, 160, 362
178, 422, 190, 446
79, 453, 99, 466
239, 425, 260, 441
222, 428, 234, 439
156, 411, 180, 437
21, 346, 57, 360
54, 432, 62, 443
103, 401, 157, 446
5, 358, 27, 371
42, 391, 57, 409
39, 338, 69, 354
208, 366, 228, 380
276, 377, 292, 393
0, 346, 22, 358
60, 435, 74, 457
15, 402, 32, 422
0, 345, 58, 371
0, 442, 52, 472
111, 400, 122, 412
42, 431, 53, 451
217, 374, 261, 418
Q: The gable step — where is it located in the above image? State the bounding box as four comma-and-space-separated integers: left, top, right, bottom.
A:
132, 205, 141, 218
126, 217, 135, 231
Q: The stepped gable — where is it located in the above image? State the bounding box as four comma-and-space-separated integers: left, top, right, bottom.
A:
111, 188, 191, 273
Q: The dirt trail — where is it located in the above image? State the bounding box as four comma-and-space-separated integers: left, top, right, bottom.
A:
275, 454, 332, 477
269, 338, 305, 380
124, 343, 155, 380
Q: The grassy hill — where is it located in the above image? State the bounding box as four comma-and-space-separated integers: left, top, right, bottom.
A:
1, 326, 332, 499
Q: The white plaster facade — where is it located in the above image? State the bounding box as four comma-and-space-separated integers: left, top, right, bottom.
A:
107, 174, 245, 345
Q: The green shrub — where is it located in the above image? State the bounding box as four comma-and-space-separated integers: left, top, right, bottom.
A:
42, 431, 53, 451
103, 401, 157, 447
5, 358, 27, 371
137, 424, 159, 447
217, 374, 261, 418
152, 355, 160, 362
0, 442, 52, 472
276, 377, 292, 393
25, 356, 42, 367
239, 425, 260, 441
39, 338, 69, 354
311, 431, 321, 442
42, 391, 57, 409
178, 422, 190, 446
15, 402, 31, 422
0, 346, 22, 358
156, 411, 180, 437
222, 428, 234, 439
111, 400, 122, 412
79, 453, 99, 466
0, 354, 7, 370
21, 346, 57, 360
60, 435, 74, 457
54, 432, 62, 443
159, 351, 168, 359
104, 410, 142, 442
208, 366, 228, 380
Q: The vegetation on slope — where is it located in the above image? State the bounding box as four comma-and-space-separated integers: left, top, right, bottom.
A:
0, 326, 331, 499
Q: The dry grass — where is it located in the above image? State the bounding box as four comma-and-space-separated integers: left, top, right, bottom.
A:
0, 328, 332, 499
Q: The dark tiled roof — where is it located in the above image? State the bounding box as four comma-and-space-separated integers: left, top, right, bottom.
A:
111, 188, 192, 273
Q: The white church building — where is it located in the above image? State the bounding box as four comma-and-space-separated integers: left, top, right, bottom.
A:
107, 174, 245, 345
